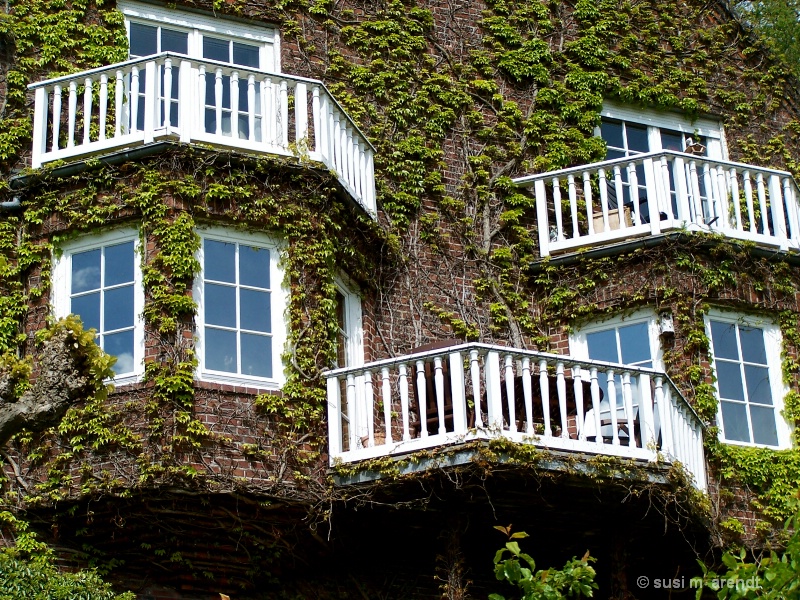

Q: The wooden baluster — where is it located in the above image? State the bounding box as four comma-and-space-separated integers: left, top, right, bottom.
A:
213, 68, 224, 136
552, 178, 564, 242
280, 80, 289, 148
163, 58, 173, 129
67, 80, 77, 148
729, 168, 742, 231
612, 166, 625, 224
143, 61, 156, 144
606, 369, 619, 446
98, 74, 108, 141
230, 71, 239, 138
341, 125, 350, 187
535, 179, 551, 257
364, 371, 375, 447
638, 373, 655, 452
485, 351, 502, 430
435, 356, 446, 435
655, 376, 672, 456
399, 363, 411, 441
312, 85, 321, 154
539, 359, 550, 437
556, 362, 568, 439
590, 367, 602, 446
247, 74, 257, 142
115, 70, 125, 137
381, 367, 393, 444
583, 171, 595, 235
470, 349, 483, 428
568, 174, 579, 238
702, 163, 715, 224
673, 156, 690, 223
621, 371, 635, 447
756, 172, 770, 236
742, 171, 756, 233
52, 84, 63, 151
572, 366, 585, 441
449, 351, 467, 435
263, 76, 274, 145
130, 67, 140, 132
783, 177, 800, 243
504, 355, 516, 433
626, 162, 639, 228
688, 160, 703, 224
416, 360, 428, 438
318, 90, 329, 162
332, 111, 342, 176
82, 77, 92, 145
599, 167, 611, 232
522, 357, 533, 435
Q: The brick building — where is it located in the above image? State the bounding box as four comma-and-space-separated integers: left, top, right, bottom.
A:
1, 0, 799, 598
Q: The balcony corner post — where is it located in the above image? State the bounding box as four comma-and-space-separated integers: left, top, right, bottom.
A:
326, 375, 343, 462
31, 87, 48, 169
143, 60, 157, 145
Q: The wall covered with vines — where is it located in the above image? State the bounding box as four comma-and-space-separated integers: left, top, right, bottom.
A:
1, 0, 800, 593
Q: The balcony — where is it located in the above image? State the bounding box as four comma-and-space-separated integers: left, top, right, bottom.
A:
326, 343, 706, 490
513, 151, 800, 257
29, 53, 376, 218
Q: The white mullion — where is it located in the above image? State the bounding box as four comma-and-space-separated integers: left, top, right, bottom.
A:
235, 242, 242, 376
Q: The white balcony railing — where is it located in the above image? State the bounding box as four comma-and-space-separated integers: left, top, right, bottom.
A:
513, 151, 800, 257
29, 53, 376, 217
326, 343, 706, 490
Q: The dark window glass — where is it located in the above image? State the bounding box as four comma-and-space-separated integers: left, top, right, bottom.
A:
72, 249, 101, 293
203, 36, 229, 62
204, 240, 235, 283
105, 241, 135, 287
720, 401, 749, 442
233, 42, 260, 67
710, 320, 739, 360
239, 245, 270, 288
205, 327, 237, 372
161, 28, 188, 54
241, 333, 272, 377
130, 23, 157, 57
586, 329, 618, 363
205, 283, 237, 328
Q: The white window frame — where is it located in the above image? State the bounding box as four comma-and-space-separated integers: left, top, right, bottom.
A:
118, 0, 281, 72
51, 228, 145, 385
598, 101, 727, 160
570, 309, 663, 369
194, 227, 287, 389
334, 275, 364, 369
705, 310, 792, 449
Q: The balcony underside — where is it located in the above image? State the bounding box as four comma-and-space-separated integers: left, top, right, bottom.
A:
326, 342, 707, 491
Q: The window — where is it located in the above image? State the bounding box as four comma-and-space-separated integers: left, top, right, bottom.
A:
194, 229, 286, 387
52, 230, 144, 382
570, 311, 661, 443
705, 312, 791, 448
597, 103, 727, 225
333, 277, 364, 369
119, 0, 280, 135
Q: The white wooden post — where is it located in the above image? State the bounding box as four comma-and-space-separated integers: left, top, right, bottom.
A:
99, 75, 108, 141
607, 369, 619, 445
567, 174, 579, 239
346, 373, 357, 451
756, 173, 769, 235
434, 356, 446, 435
622, 371, 635, 447
539, 359, 550, 437
769, 174, 788, 247
279, 79, 289, 148
399, 363, 410, 441
552, 178, 564, 242
312, 85, 321, 156
583, 171, 595, 235
655, 376, 672, 456
179, 60, 193, 143
326, 375, 343, 458
504, 355, 516, 433
363, 371, 374, 447
674, 156, 691, 224
470, 349, 483, 428
295, 81, 308, 148
143, 61, 157, 144
415, 360, 428, 437
163, 59, 173, 130
557, 362, 568, 439
535, 179, 550, 257
639, 374, 655, 454
743, 171, 756, 233
247, 74, 256, 142
31, 87, 48, 168
318, 91, 330, 163
572, 366, 585, 441
522, 357, 533, 435
590, 367, 602, 446
230, 70, 240, 139
599, 167, 611, 232
115, 70, 124, 137
67, 80, 77, 148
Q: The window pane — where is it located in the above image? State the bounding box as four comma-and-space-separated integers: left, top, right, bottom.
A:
716, 360, 745, 401
239, 245, 270, 288
240, 289, 270, 332
129, 23, 157, 57
241, 333, 272, 377
203, 36, 229, 62
710, 320, 739, 360
104, 285, 135, 331
104, 241, 134, 287
161, 28, 188, 54
626, 123, 649, 153
204, 240, 235, 282
744, 365, 773, 405
600, 120, 624, 150
233, 42, 260, 67
750, 405, 779, 446
105, 330, 135, 375
618, 322, 651, 364
740, 326, 767, 364
205, 283, 237, 328
720, 400, 750, 443
660, 130, 684, 152
586, 329, 619, 363
72, 292, 101, 332
72, 249, 101, 293
205, 327, 237, 372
